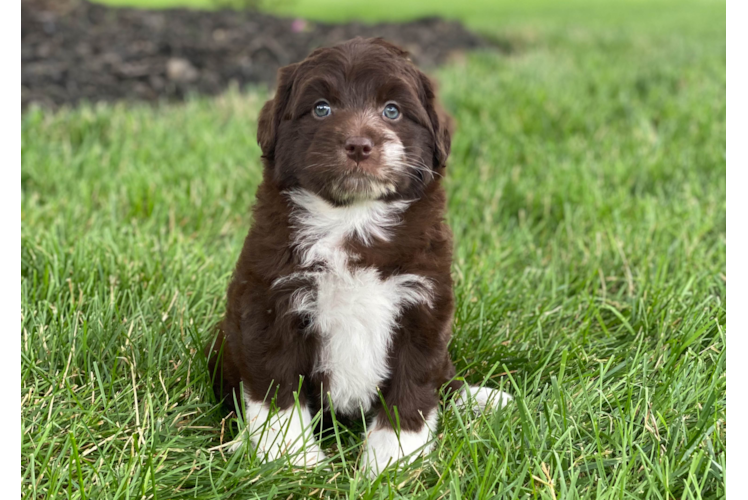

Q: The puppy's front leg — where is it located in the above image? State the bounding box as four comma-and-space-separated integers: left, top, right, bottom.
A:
360, 298, 450, 477
231, 389, 326, 467
361, 354, 441, 478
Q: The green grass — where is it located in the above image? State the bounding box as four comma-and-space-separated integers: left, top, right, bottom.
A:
98, 0, 724, 36
21, 0, 726, 498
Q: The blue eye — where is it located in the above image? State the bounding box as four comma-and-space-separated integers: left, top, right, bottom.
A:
383, 103, 400, 120
313, 101, 331, 118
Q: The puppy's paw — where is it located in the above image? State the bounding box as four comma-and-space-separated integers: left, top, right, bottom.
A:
361, 412, 437, 479
226, 437, 246, 455
235, 394, 328, 469
226, 434, 327, 469
455, 385, 512, 414
288, 443, 327, 468
251, 423, 329, 469
362, 428, 403, 478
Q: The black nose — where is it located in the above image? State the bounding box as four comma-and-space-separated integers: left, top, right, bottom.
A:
344, 137, 373, 163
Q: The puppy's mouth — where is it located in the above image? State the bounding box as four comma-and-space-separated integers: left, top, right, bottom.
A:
303, 134, 427, 204
328, 166, 398, 203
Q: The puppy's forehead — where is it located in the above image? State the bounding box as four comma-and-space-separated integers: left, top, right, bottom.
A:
294, 42, 421, 105
302, 40, 412, 75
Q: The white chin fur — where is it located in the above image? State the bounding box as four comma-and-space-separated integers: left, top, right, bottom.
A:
331, 177, 397, 202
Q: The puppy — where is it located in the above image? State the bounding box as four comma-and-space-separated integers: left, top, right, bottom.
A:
205, 37, 510, 477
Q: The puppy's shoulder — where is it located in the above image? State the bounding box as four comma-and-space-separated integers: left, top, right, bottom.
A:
400, 182, 451, 244
233, 179, 295, 283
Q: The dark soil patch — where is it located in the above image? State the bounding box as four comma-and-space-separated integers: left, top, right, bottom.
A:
22, 0, 505, 108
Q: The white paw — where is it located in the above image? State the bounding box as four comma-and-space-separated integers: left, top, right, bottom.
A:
226, 438, 245, 455
239, 392, 327, 468
454, 386, 512, 414
362, 410, 438, 479
288, 443, 327, 468
226, 431, 326, 467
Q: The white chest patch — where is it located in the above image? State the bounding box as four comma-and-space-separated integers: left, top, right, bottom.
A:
276, 189, 433, 416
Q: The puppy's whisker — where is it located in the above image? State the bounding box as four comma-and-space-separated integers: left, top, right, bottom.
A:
391, 169, 427, 185
389, 160, 443, 182
408, 162, 443, 179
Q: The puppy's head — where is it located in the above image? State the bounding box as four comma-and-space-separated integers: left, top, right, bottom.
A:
257, 38, 452, 204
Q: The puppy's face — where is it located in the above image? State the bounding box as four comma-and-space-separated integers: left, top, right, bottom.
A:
257, 38, 452, 204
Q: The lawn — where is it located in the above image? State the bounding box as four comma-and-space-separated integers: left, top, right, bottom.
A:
21, 0, 726, 498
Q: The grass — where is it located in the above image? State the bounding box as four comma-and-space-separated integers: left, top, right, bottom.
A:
21, 0, 726, 498
98, 0, 725, 36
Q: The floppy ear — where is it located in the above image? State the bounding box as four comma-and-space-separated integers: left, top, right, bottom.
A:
257, 63, 298, 163
418, 71, 453, 171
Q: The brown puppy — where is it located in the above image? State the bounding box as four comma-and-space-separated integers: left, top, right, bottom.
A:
205, 37, 510, 477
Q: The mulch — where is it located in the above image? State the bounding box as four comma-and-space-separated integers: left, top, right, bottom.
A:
22, 0, 502, 108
